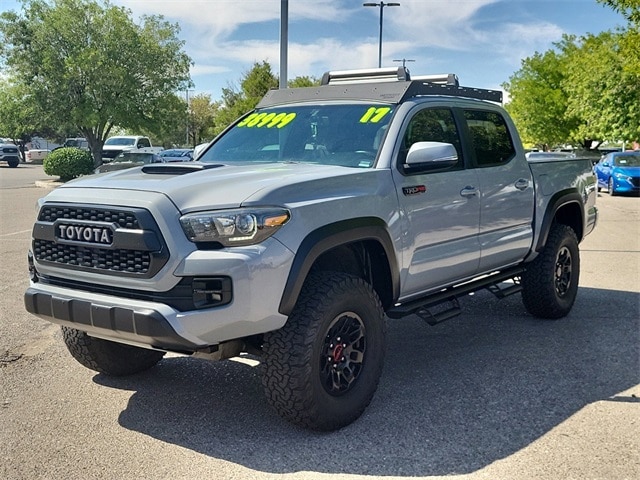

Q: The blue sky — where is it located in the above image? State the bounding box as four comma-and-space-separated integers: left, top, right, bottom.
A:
0, 0, 627, 100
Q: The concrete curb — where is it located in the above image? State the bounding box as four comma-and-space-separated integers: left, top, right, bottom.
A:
35, 179, 63, 189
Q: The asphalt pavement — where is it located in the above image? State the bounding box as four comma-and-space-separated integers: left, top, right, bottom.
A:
0, 164, 638, 480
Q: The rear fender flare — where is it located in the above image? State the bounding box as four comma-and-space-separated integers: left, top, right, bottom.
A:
535, 189, 585, 252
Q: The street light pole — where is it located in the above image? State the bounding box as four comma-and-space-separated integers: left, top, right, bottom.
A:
279, 0, 288, 89
363, 2, 400, 68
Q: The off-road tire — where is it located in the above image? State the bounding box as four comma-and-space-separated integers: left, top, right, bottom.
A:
521, 224, 580, 319
262, 272, 386, 431
8, 159, 19, 168
61, 326, 165, 376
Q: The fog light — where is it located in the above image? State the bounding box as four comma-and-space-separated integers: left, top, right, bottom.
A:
192, 277, 232, 309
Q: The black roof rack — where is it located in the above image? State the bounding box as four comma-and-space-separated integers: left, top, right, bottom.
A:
258, 67, 502, 108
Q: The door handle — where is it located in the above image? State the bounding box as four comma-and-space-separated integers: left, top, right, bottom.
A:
515, 178, 530, 191
460, 186, 479, 197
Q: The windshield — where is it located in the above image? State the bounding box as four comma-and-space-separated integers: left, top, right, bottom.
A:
105, 137, 136, 146
614, 153, 640, 166
198, 103, 395, 168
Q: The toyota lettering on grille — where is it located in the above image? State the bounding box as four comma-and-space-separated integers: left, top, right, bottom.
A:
55, 224, 114, 245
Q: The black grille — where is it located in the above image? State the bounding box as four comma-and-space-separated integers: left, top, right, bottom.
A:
33, 204, 167, 277
38, 206, 139, 228
34, 240, 151, 273
630, 177, 640, 188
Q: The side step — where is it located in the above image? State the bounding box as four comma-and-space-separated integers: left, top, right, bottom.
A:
415, 298, 461, 326
387, 266, 525, 322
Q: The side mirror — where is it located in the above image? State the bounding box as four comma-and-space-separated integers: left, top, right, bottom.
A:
602, 162, 610, 167
405, 142, 458, 168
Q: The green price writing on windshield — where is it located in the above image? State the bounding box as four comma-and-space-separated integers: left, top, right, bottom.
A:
237, 112, 297, 129
359, 107, 391, 124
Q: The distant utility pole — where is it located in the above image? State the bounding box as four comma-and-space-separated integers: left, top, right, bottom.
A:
393, 58, 415, 69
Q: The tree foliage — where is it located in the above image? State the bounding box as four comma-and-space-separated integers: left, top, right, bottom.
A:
187, 93, 217, 146
211, 62, 321, 137
213, 61, 279, 136
503, 49, 579, 148
563, 30, 640, 144
597, 0, 640, 24
43, 147, 94, 181
503, 26, 640, 148
0, 0, 192, 164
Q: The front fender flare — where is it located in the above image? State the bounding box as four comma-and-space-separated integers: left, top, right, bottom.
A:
278, 217, 400, 316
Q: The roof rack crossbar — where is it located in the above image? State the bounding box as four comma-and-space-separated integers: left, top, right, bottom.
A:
410, 74, 459, 86
321, 67, 410, 85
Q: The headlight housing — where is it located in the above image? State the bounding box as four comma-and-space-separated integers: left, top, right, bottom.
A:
180, 208, 290, 247
614, 172, 630, 181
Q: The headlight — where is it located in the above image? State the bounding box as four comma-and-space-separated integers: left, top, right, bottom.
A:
180, 208, 290, 247
614, 172, 630, 181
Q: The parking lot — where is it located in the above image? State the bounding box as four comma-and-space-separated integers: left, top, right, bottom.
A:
1, 164, 638, 480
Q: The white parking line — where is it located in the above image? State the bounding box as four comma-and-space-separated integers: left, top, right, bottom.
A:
0, 229, 32, 237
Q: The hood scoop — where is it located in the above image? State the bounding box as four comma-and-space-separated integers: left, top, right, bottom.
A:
142, 162, 224, 175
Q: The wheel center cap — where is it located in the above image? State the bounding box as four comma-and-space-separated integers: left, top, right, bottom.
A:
332, 344, 344, 363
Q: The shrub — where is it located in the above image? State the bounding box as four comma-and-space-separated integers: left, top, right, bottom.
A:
43, 147, 94, 181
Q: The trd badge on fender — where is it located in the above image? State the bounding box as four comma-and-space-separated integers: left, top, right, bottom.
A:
402, 185, 426, 196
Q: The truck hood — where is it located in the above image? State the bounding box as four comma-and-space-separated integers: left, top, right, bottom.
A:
59, 162, 371, 212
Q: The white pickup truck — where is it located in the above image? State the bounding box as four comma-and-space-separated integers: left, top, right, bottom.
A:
25, 67, 598, 431
100, 135, 162, 161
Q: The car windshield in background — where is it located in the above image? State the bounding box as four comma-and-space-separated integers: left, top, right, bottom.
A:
614, 153, 640, 166
105, 138, 136, 146
198, 103, 396, 168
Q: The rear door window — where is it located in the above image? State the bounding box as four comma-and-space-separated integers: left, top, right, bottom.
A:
463, 110, 515, 167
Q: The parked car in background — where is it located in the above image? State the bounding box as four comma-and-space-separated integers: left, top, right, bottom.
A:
0, 141, 20, 167
62, 137, 89, 150
25, 148, 51, 163
95, 150, 164, 173
193, 142, 209, 160
101, 135, 162, 161
158, 148, 193, 162
593, 151, 640, 195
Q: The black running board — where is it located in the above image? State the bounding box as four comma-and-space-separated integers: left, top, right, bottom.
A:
387, 266, 525, 321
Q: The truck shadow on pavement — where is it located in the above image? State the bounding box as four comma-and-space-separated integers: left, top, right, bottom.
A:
94, 286, 639, 477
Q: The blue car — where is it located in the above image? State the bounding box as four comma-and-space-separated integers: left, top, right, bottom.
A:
594, 151, 640, 195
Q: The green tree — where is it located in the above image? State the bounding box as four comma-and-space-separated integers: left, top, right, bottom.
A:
503, 27, 639, 148
597, 0, 640, 24
563, 30, 640, 145
188, 93, 217, 146
288, 75, 321, 88
0, 0, 192, 164
503, 49, 578, 149
213, 61, 279, 136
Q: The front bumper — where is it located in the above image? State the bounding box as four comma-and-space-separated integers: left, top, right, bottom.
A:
25, 287, 197, 351
25, 237, 294, 353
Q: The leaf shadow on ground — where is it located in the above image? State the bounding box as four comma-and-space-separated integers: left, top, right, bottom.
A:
94, 286, 639, 477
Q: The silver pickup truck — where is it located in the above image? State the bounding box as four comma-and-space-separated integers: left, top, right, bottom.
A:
25, 67, 597, 431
